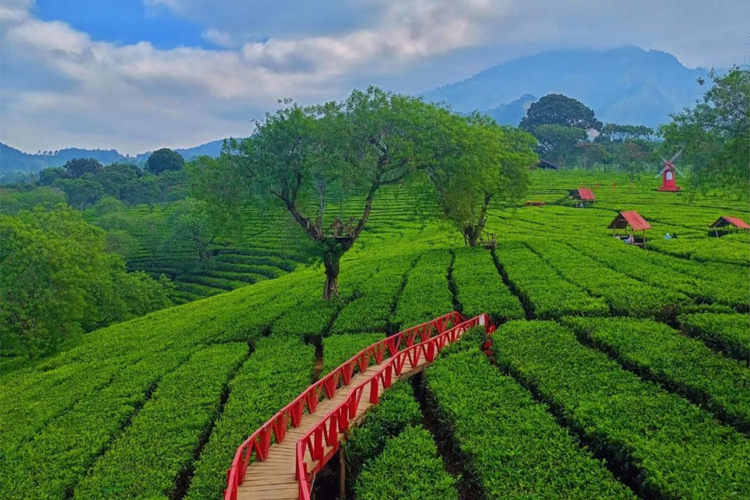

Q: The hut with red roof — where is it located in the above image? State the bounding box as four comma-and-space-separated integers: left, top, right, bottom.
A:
608, 211, 652, 247
569, 187, 596, 207
709, 216, 750, 237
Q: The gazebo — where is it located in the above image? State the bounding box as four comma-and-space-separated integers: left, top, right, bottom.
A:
709, 216, 750, 237
569, 188, 595, 207
608, 211, 652, 247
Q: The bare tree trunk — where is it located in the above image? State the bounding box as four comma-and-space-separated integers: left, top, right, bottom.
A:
323, 251, 341, 300
464, 227, 479, 247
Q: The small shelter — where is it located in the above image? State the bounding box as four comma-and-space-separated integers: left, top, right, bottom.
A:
534, 159, 559, 171
608, 211, 652, 247
569, 188, 596, 207
709, 216, 750, 237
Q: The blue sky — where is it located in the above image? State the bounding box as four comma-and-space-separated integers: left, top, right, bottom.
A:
1, 0, 748, 153
33, 0, 210, 49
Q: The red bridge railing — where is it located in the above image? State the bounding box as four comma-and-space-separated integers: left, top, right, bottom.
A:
223, 311, 470, 500
295, 313, 494, 500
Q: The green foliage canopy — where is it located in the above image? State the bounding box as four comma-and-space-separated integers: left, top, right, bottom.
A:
0, 205, 173, 358
659, 67, 750, 196
520, 94, 602, 132
146, 148, 185, 175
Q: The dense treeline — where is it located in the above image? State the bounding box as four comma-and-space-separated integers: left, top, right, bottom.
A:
519, 68, 749, 195
0, 204, 174, 358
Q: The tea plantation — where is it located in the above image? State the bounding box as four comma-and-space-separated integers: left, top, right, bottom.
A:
2, 171, 748, 500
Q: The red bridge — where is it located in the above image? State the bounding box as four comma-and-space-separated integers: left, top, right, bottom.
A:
224, 311, 494, 500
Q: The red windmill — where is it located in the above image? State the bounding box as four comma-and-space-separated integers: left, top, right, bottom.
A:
655, 150, 685, 192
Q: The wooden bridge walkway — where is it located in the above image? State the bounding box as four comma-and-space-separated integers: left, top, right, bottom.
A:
224, 312, 492, 500
237, 354, 427, 500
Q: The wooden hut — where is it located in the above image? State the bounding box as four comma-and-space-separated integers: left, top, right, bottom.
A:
608, 211, 652, 247
569, 188, 595, 207
709, 216, 750, 237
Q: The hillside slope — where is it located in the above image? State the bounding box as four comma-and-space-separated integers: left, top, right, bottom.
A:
1, 173, 748, 500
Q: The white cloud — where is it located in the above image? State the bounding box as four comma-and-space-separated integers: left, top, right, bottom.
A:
1, 0, 748, 153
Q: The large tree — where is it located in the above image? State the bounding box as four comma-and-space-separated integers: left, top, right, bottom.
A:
425, 115, 536, 246
63, 158, 103, 178
145, 148, 185, 175
659, 67, 749, 196
520, 94, 602, 132
195, 87, 451, 299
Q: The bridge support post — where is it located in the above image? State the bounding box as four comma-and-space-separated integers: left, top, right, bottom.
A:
339, 444, 346, 500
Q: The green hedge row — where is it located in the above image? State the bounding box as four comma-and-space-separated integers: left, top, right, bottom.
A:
0, 274, 303, 498
342, 381, 422, 484
678, 313, 750, 362
572, 238, 749, 310
1, 355, 130, 459
452, 247, 524, 322
425, 327, 634, 499
495, 241, 609, 319
185, 336, 314, 500
212, 254, 297, 271
331, 257, 415, 334
525, 240, 690, 319
322, 333, 386, 376
494, 320, 750, 499
392, 251, 454, 329
0, 347, 194, 499
562, 316, 750, 431
355, 425, 457, 500
75, 343, 247, 499
176, 274, 245, 291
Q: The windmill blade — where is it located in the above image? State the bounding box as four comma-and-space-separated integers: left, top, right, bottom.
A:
670, 149, 683, 162
661, 157, 669, 164
654, 167, 666, 178
674, 165, 687, 177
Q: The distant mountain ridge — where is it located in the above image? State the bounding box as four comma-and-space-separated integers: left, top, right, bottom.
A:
423, 46, 708, 127
0, 139, 225, 172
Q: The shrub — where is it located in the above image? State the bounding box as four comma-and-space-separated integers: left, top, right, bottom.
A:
425, 327, 634, 499
494, 320, 750, 499
355, 426, 457, 500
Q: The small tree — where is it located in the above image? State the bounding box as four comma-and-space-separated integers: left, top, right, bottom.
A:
164, 198, 223, 265
197, 87, 451, 299
533, 124, 586, 167
426, 116, 536, 246
146, 148, 185, 175
39, 167, 67, 186
63, 158, 103, 178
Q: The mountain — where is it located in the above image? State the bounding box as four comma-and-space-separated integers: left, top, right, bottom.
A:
483, 94, 537, 126
423, 46, 708, 128
0, 139, 226, 173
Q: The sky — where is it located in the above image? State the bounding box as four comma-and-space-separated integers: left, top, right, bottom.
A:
1, 0, 749, 154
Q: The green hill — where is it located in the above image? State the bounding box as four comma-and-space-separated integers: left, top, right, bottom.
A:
2, 171, 749, 500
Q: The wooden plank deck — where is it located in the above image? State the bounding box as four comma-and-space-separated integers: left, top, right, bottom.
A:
237, 352, 428, 500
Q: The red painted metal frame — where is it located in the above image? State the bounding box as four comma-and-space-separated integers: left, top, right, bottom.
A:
223, 311, 469, 500
295, 313, 494, 500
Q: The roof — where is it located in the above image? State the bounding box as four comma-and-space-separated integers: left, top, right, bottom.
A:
710, 216, 750, 229
577, 188, 595, 201
537, 159, 559, 170
607, 211, 652, 231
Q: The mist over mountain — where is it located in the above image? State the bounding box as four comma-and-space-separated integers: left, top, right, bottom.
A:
424, 46, 709, 127
0, 140, 225, 173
